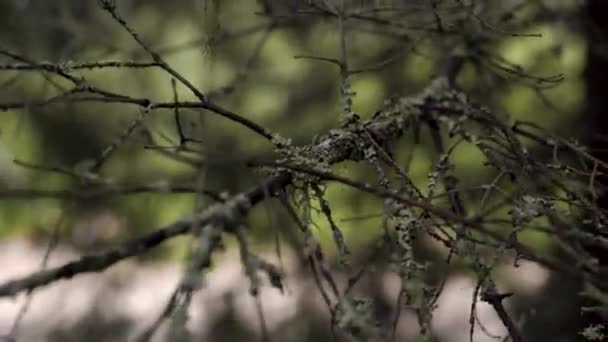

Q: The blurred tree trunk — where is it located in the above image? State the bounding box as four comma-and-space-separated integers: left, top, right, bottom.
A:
582, 0, 608, 328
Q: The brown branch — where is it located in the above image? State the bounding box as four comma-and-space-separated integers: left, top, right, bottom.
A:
97, 0, 275, 141
481, 287, 523, 342
0, 70, 595, 300
0, 218, 191, 297
249, 159, 589, 281
0, 60, 161, 71
0, 172, 290, 297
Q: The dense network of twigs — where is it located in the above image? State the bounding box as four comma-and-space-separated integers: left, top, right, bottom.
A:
0, 1, 606, 341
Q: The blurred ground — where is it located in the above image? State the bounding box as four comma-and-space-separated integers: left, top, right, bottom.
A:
0, 239, 550, 342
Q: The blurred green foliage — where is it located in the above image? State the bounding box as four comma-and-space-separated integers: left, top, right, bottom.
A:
0, 0, 585, 262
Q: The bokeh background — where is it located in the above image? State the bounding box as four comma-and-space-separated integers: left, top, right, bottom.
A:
0, 1, 604, 341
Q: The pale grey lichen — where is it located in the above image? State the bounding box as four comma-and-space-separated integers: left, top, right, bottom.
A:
511, 195, 552, 227
581, 324, 606, 341
335, 296, 385, 342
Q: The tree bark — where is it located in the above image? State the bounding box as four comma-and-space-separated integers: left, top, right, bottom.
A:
582, 0, 608, 328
